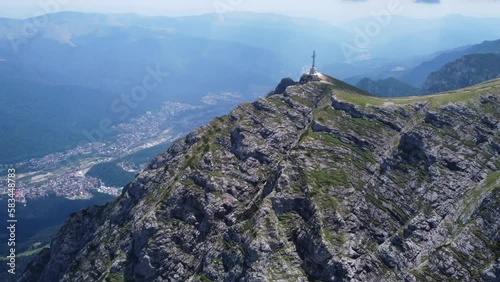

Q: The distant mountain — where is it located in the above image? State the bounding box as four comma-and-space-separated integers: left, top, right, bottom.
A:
355, 77, 420, 97
0, 12, 298, 162
422, 53, 500, 94
0, 17, 285, 99
400, 39, 500, 87
0, 78, 118, 163
2, 12, 500, 162
339, 14, 500, 60
2, 12, 500, 84
0, 12, 350, 89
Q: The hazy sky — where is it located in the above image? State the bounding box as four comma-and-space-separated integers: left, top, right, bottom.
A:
1, 0, 500, 23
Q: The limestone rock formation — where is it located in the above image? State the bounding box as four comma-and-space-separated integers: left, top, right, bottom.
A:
20, 74, 500, 282
274, 78, 297, 95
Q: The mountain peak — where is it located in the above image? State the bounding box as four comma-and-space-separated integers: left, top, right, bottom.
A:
20, 76, 500, 282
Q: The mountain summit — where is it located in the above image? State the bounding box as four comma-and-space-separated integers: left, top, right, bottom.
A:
20, 74, 500, 282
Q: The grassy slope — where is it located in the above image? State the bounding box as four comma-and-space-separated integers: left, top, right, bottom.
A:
331, 77, 500, 108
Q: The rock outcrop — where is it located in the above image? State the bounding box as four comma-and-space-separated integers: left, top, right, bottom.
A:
20, 74, 500, 282
273, 78, 297, 95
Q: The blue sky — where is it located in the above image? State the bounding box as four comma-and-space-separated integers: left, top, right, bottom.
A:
1, 0, 500, 22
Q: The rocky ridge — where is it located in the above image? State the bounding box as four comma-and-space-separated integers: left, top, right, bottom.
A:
20, 74, 500, 282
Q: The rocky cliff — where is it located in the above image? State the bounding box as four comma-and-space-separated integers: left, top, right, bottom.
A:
20, 74, 500, 282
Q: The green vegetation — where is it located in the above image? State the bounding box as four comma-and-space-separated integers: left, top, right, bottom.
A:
0, 79, 122, 164
0, 245, 49, 261
302, 131, 375, 163
322, 76, 373, 97
485, 171, 500, 189
365, 193, 409, 223
323, 228, 345, 246
305, 170, 343, 211
104, 272, 125, 282
0, 192, 114, 281
299, 128, 313, 143
332, 78, 500, 109
308, 170, 348, 187
180, 178, 195, 186
269, 97, 287, 108
183, 154, 199, 169
462, 171, 500, 218
410, 263, 435, 281
423, 53, 500, 94
278, 212, 299, 234
198, 274, 214, 282
290, 96, 314, 108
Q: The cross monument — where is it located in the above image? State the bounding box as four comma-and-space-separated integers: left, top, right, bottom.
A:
309, 51, 318, 75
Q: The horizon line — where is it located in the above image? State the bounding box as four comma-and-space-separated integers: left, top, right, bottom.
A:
1, 10, 499, 24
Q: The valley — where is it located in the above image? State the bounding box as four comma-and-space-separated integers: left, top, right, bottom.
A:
0, 100, 240, 203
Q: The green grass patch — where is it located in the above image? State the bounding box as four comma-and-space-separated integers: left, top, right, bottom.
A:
278, 211, 299, 232
180, 178, 195, 186
333, 78, 500, 109
198, 275, 214, 282
308, 169, 349, 187
365, 193, 409, 223
290, 96, 314, 108
486, 171, 500, 189
1, 245, 49, 261
323, 228, 345, 246
269, 97, 287, 107
104, 272, 124, 282
323, 227, 346, 247
183, 154, 199, 169
315, 133, 375, 163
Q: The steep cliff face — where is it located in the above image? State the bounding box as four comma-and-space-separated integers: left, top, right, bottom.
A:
20, 74, 500, 282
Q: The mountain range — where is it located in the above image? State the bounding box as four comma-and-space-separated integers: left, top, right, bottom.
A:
355, 77, 420, 97
423, 53, 500, 94
352, 39, 500, 97
2, 12, 500, 164
400, 39, 500, 87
